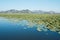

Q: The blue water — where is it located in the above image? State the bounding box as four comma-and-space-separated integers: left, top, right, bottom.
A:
0, 17, 60, 40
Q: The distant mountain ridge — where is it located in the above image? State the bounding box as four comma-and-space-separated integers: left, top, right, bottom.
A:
0, 9, 59, 14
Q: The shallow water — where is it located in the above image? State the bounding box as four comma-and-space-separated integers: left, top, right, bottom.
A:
0, 17, 60, 40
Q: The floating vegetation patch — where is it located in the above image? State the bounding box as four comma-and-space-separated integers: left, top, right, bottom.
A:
0, 14, 60, 34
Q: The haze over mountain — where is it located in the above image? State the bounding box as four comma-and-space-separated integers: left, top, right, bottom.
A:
0, 9, 59, 14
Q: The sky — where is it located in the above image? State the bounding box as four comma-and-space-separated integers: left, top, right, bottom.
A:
0, 0, 60, 12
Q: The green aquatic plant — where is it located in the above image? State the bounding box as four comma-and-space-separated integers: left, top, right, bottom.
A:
0, 13, 60, 34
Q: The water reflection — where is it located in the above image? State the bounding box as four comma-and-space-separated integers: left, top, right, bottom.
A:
0, 17, 60, 40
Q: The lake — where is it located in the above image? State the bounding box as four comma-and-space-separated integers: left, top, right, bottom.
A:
0, 17, 60, 40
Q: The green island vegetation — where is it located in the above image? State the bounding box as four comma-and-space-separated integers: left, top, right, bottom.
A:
0, 13, 60, 34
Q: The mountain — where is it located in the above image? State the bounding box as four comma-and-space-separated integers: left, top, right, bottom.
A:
0, 9, 58, 14
0, 9, 32, 13
20, 9, 32, 13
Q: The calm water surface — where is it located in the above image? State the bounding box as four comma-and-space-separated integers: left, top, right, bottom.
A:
0, 17, 60, 40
